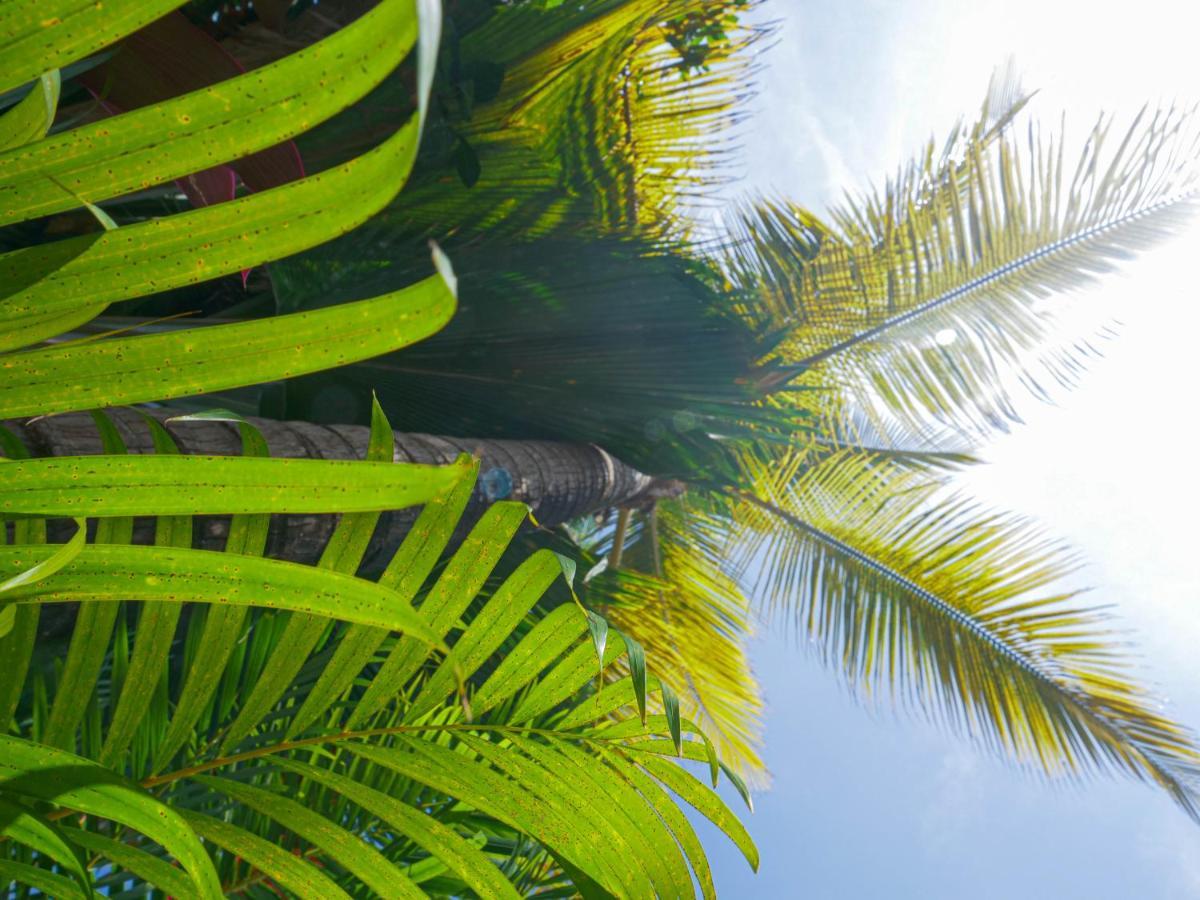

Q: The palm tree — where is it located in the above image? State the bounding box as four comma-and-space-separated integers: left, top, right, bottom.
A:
232, 0, 1200, 810
5, 4, 1198, 896
88, 0, 1200, 807
4, 408, 669, 561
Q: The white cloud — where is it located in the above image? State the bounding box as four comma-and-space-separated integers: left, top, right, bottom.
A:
919, 748, 986, 851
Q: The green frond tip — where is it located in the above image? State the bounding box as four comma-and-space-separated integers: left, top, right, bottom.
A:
554, 552, 578, 591
0, 517, 85, 595
619, 628, 650, 724
662, 680, 684, 756
586, 610, 610, 681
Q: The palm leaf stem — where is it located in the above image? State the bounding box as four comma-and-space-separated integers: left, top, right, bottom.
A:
140, 723, 677, 790
18, 721, 668, 835
725, 486, 1052, 676
609, 508, 633, 569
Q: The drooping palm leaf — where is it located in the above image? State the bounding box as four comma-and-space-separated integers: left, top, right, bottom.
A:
725, 446, 1200, 816
387, 0, 767, 240
264, 0, 764, 256
587, 500, 769, 781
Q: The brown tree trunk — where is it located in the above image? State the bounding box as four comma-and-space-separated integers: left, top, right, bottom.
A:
3, 409, 667, 564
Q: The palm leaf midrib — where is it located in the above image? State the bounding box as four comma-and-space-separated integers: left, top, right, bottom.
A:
792, 186, 1200, 371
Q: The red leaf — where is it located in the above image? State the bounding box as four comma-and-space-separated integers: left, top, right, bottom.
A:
177, 165, 238, 209
78, 11, 306, 204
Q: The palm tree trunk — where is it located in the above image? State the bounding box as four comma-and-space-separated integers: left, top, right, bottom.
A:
4, 409, 671, 563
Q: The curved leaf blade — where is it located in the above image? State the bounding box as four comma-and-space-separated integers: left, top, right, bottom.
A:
219, 397, 399, 753
0, 860, 86, 900
286, 456, 479, 738
0, 735, 221, 896
636, 752, 759, 873
178, 809, 350, 900
194, 775, 425, 899
154, 417, 270, 771
0, 545, 443, 646
0, 453, 470, 517
0, 516, 84, 595
40, 411, 130, 750
0, 1, 187, 95
0, 117, 426, 353
97, 417, 190, 768
0, 261, 456, 418
0, 70, 59, 152
0, 0, 417, 224
64, 828, 197, 900
276, 757, 522, 900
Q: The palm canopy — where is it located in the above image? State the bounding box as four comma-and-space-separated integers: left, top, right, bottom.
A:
232, 6, 1200, 813
580, 77, 1200, 808
211, 2, 1200, 820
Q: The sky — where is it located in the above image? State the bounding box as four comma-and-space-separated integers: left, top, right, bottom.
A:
692, 1, 1200, 897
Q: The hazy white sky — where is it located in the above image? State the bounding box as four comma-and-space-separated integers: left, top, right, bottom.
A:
701, 1, 1200, 896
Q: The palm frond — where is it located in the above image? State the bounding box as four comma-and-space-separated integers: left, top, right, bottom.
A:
0, 404, 755, 897
580, 500, 768, 782
725, 80, 1200, 439
726, 447, 1200, 816
393, 0, 768, 240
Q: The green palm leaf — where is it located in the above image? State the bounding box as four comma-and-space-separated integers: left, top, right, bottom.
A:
728, 447, 1200, 816
0, 0, 187, 95
0, 405, 754, 897
578, 502, 769, 782
726, 82, 1200, 438
383, 0, 764, 240
0, 0, 416, 226
0, 70, 59, 153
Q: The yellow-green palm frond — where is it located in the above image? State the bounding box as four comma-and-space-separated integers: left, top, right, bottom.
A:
725, 80, 1200, 439
400, 0, 767, 239
725, 447, 1200, 817
587, 501, 767, 783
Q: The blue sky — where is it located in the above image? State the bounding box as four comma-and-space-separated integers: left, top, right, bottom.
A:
693, 1, 1200, 896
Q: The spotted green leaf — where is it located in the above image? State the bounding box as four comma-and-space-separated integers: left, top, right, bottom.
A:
0, 452, 471, 518
0, 70, 59, 152
0, 255, 456, 418
0, 1, 187, 95
0, 118, 425, 354
0, 544, 443, 647
0, 0, 417, 225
